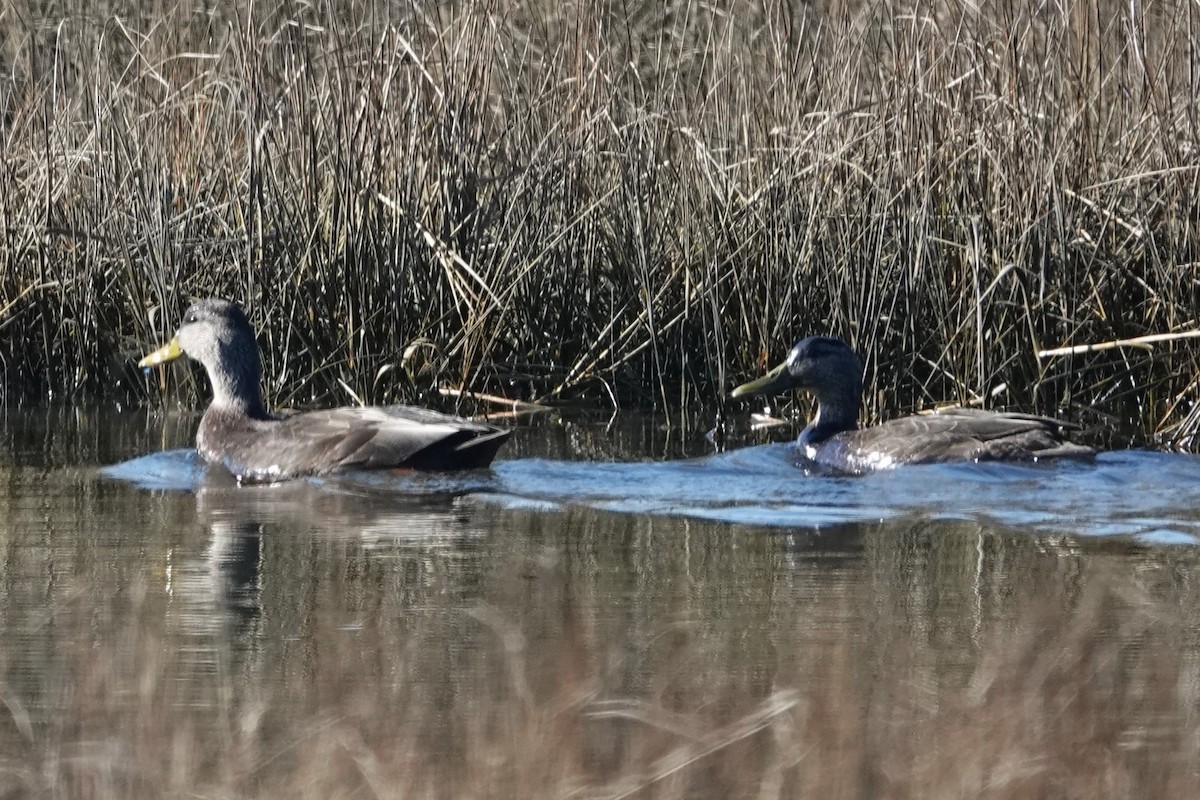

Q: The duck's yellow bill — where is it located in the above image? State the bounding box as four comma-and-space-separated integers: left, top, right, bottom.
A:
138, 337, 183, 368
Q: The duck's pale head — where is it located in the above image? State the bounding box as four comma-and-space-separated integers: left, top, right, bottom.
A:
139, 298, 266, 415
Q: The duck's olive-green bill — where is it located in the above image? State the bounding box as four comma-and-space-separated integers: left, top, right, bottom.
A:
138, 337, 183, 368
731, 361, 791, 398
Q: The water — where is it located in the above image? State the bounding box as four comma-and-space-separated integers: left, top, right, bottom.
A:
3, 405, 1200, 798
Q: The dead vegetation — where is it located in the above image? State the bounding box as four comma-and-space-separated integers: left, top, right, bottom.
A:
1, 0, 1197, 441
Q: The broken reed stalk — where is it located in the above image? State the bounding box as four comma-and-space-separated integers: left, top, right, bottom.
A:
1037, 331, 1200, 359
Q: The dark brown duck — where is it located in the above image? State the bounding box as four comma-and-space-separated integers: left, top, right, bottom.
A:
732, 336, 1094, 475
139, 299, 510, 483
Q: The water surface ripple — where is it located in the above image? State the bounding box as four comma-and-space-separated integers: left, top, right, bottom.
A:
103, 444, 1200, 544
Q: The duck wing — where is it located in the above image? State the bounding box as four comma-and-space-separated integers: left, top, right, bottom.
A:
200, 405, 510, 482
829, 408, 1093, 473
279, 405, 511, 473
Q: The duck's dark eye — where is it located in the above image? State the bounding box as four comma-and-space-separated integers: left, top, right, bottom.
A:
183, 310, 198, 324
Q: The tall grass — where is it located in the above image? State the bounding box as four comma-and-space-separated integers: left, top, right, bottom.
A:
1, 1, 1197, 438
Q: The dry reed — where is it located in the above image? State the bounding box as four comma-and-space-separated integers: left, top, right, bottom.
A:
1, 0, 1197, 441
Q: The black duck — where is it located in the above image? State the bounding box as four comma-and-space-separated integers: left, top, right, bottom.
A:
731, 336, 1093, 474
139, 299, 510, 483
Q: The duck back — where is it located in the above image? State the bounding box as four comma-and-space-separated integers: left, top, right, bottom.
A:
808, 408, 1094, 475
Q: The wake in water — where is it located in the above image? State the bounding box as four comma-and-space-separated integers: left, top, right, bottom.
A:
102, 445, 1200, 544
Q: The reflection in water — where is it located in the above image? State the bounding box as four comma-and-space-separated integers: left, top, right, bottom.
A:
190, 472, 496, 628
1, 407, 1200, 796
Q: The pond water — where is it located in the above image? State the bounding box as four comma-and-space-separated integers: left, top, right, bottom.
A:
2, 405, 1200, 798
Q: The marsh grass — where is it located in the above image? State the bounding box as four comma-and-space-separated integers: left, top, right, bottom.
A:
1, 0, 1197, 439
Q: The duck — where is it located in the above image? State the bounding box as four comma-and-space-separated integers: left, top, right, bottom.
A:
731, 335, 1094, 474
138, 298, 511, 483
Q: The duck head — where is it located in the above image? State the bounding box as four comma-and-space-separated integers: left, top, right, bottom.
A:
732, 335, 863, 441
139, 298, 267, 415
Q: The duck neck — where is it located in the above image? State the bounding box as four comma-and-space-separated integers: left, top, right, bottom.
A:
207, 350, 270, 420
803, 381, 861, 445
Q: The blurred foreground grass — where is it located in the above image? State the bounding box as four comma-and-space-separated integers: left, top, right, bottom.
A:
0, 506, 1197, 799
